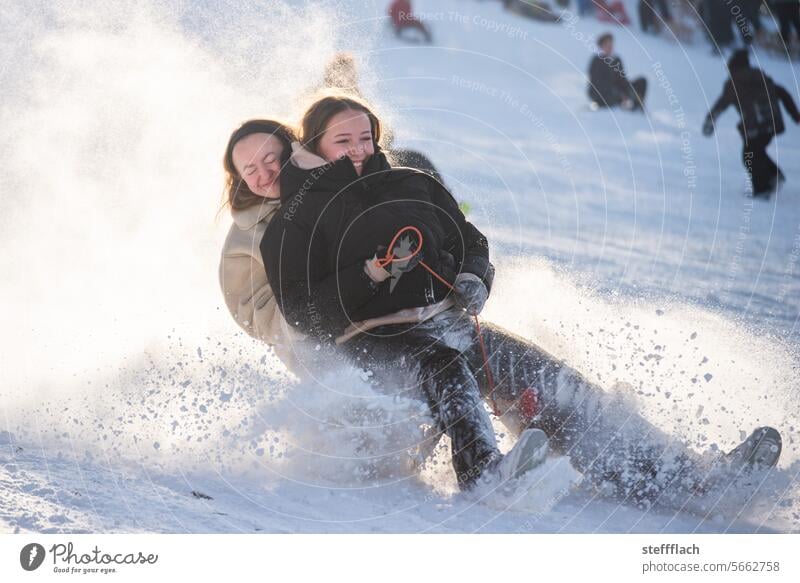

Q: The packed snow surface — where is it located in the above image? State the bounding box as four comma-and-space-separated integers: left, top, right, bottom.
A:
1, 0, 799, 532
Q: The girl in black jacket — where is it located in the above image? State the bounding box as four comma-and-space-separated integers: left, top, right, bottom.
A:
262, 94, 781, 501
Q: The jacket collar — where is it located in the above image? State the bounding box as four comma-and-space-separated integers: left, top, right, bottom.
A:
290, 141, 329, 169
280, 141, 392, 202
231, 199, 281, 230
289, 141, 390, 175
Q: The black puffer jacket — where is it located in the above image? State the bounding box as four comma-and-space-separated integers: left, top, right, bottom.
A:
587, 54, 633, 107
707, 68, 800, 140
261, 145, 494, 341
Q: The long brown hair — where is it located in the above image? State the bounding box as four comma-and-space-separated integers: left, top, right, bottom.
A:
222, 119, 297, 211
300, 93, 382, 157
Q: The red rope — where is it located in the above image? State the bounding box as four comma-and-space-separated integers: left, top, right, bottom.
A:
376, 226, 501, 416
470, 315, 499, 416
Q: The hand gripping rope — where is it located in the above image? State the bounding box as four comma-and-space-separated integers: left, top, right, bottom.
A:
374, 226, 506, 416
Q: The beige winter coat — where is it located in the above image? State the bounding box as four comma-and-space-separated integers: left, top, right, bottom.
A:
219, 201, 305, 369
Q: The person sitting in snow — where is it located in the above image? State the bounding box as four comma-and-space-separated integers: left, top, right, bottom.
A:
261, 92, 782, 503
587, 32, 647, 111
219, 120, 308, 375
388, 0, 432, 43
593, 0, 632, 25
702, 49, 800, 198
503, 0, 561, 22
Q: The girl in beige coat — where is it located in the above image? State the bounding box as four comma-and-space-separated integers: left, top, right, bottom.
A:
218, 119, 305, 373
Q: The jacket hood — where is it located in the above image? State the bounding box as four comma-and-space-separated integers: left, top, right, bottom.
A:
288, 141, 390, 173
289, 141, 329, 170
231, 199, 281, 230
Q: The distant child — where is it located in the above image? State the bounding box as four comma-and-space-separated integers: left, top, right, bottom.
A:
703, 50, 800, 197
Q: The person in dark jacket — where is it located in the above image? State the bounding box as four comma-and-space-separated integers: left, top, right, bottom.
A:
262, 94, 516, 491
703, 50, 800, 196
587, 33, 647, 111
503, 0, 561, 22
771, 0, 800, 51
638, 0, 672, 35
261, 94, 782, 501
264, 105, 493, 341
699, 0, 735, 51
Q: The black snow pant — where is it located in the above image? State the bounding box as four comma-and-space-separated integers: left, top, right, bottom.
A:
340, 316, 502, 490
441, 309, 706, 504
630, 77, 648, 111
339, 307, 709, 503
599, 78, 647, 111
743, 134, 782, 196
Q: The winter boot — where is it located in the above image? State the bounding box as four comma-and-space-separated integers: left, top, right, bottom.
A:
487, 428, 549, 484
725, 426, 782, 473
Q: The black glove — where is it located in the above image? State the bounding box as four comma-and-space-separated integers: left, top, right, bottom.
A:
453, 273, 488, 316
437, 249, 457, 283
702, 118, 714, 136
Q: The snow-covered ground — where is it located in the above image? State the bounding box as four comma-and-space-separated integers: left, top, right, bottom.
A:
1, 0, 799, 533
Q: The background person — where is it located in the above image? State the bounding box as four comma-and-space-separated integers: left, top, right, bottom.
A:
702, 49, 800, 197
388, 0, 433, 43
587, 32, 647, 111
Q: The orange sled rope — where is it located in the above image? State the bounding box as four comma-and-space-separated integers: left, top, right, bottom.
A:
374, 225, 502, 416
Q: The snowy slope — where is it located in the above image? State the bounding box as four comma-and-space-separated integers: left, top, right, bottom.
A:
1, 0, 799, 533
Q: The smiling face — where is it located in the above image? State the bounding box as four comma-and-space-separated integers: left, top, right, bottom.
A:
316, 109, 375, 176
231, 133, 284, 199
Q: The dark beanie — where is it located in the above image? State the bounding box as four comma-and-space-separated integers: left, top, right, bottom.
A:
728, 49, 750, 73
